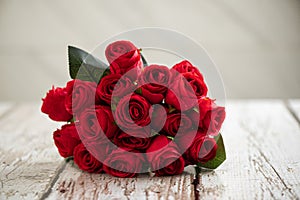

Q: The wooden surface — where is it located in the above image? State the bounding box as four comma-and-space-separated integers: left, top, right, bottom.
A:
1, 100, 300, 200
0, 103, 64, 200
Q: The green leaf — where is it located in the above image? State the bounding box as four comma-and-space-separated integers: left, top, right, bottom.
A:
112, 96, 120, 103
68, 46, 109, 83
197, 133, 226, 169
65, 156, 74, 163
167, 136, 174, 140
168, 105, 176, 113
111, 103, 117, 111
135, 87, 142, 95
141, 53, 148, 67
151, 130, 159, 137
68, 117, 76, 123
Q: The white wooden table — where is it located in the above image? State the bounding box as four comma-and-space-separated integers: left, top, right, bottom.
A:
1, 100, 300, 200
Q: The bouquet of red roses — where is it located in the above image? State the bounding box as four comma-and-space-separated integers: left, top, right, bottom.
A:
41, 40, 226, 178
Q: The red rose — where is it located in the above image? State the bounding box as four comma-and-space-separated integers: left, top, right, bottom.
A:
96, 73, 135, 104
190, 98, 226, 136
115, 94, 152, 130
137, 65, 172, 104
103, 148, 146, 178
165, 73, 198, 111
84, 140, 114, 163
163, 113, 193, 137
112, 75, 136, 99
146, 135, 185, 176
177, 132, 217, 165
105, 40, 142, 80
182, 72, 208, 98
113, 128, 151, 150
41, 86, 72, 121
65, 80, 98, 116
74, 143, 103, 173
78, 105, 119, 141
53, 123, 81, 158
150, 104, 167, 132
172, 60, 204, 79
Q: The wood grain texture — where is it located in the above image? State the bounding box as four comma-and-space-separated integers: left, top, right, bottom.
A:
196, 100, 300, 199
46, 162, 195, 200
0, 103, 64, 200
1, 100, 300, 200
44, 100, 300, 200
288, 99, 300, 124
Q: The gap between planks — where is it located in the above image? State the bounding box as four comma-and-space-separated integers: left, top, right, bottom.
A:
45, 100, 300, 199
2, 100, 300, 199
195, 100, 300, 199
40, 162, 67, 200
0, 103, 65, 200
45, 162, 197, 200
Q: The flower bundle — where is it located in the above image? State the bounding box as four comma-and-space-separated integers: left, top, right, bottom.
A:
41, 40, 226, 177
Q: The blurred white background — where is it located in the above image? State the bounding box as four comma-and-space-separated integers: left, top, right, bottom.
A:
0, 0, 299, 101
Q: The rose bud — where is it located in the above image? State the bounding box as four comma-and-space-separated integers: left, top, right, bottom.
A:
165, 73, 198, 111
146, 135, 185, 176
172, 60, 204, 79
177, 132, 218, 165
78, 105, 119, 141
74, 143, 103, 173
41, 86, 72, 121
137, 65, 172, 104
163, 113, 194, 137
96, 73, 135, 105
53, 123, 81, 158
103, 148, 146, 178
65, 80, 98, 116
114, 94, 152, 130
113, 128, 152, 150
105, 40, 142, 80
189, 98, 226, 136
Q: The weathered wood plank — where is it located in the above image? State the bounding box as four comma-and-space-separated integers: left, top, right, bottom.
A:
288, 99, 300, 124
2, 101, 300, 200
46, 162, 195, 200
0, 103, 64, 200
45, 100, 300, 199
197, 100, 300, 199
